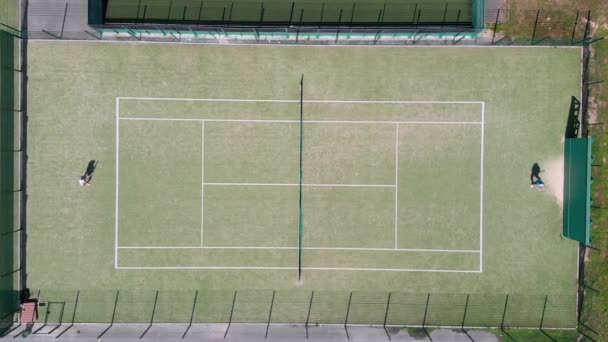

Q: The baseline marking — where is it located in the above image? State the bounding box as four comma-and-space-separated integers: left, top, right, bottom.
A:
479, 102, 485, 272
115, 98, 120, 268
117, 96, 484, 104
201, 121, 205, 247
116, 266, 482, 273
118, 246, 480, 252
394, 123, 399, 249
119, 117, 482, 125
204, 182, 395, 188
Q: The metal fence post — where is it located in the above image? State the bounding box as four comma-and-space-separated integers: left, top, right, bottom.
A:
570, 10, 579, 45
197, 1, 204, 23
539, 295, 548, 329
60, 2, 68, 39
54, 291, 80, 339
224, 291, 237, 339
491, 9, 500, 44
167, 0, 173, 21
500, 294, 510, 329
288, 2, 295, 25
410, 4, 417, 24
139, 291, 159, 339
265, 290, 275, 338
305, 291, 314, 339
97, 290, 119, 339
344, 292, 352, 340
422, 294, 431, 340
383, 292, 392, 340
461, 294, 470, 329
182, 290, 198, 339
530, 10, 540, 44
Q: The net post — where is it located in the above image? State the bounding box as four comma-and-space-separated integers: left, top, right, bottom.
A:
224, 290, 237, 339
182, 290, 198, 339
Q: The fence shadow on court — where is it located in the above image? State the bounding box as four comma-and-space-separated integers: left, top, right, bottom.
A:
19, 290, 577, 339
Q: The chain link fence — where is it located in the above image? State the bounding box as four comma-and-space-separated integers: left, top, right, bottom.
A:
25, 2, 604, 46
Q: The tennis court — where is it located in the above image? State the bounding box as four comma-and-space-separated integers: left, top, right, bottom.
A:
25, 42, 580, 322
116, 97, 484, 272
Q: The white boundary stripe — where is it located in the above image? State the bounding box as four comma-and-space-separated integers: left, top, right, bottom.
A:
201, 121, 205, 247
394, 123, 399, 249
115, 266, 482, 272
117, 96, 484, 104
119, 117, 482, 125
118, 246, 480, 252
115, 97, 486, 272
479, 102, 485, 272
204, 182, 395, 188
115, 98, 120, 268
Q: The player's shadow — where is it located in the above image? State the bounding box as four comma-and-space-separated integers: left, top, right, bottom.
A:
83, 160, 98, 178
530, 163, 542, 183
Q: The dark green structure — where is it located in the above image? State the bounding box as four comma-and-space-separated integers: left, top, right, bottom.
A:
563, 138, 593, 244
89, 0, 484, 30
0, 29, 18, 336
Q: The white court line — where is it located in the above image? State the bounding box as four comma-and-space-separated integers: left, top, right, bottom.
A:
114, 98, 120, 269
119, 117, 482, 125
117, 97, 484, 104
115, 97, 485, 271
118, 246, 480, 252
394, 123, 399, 249
204, 182, 396, 188
200, 121, 205, 247
479, 102, 485, 273
116, 265, 482, 273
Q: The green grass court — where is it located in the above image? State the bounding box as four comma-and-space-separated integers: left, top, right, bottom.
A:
26, 42, 581, 325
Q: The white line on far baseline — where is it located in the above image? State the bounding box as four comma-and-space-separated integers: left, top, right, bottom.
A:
117, 97, 484, 105
118, 246, 480, 253
204, 182, 395, 188
118, 117, 482, 125
115, 265, 482, 273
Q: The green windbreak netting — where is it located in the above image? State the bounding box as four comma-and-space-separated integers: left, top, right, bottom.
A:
102, 0, 473, 27
563, 138, 593, 244
0, 29, 17, 335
